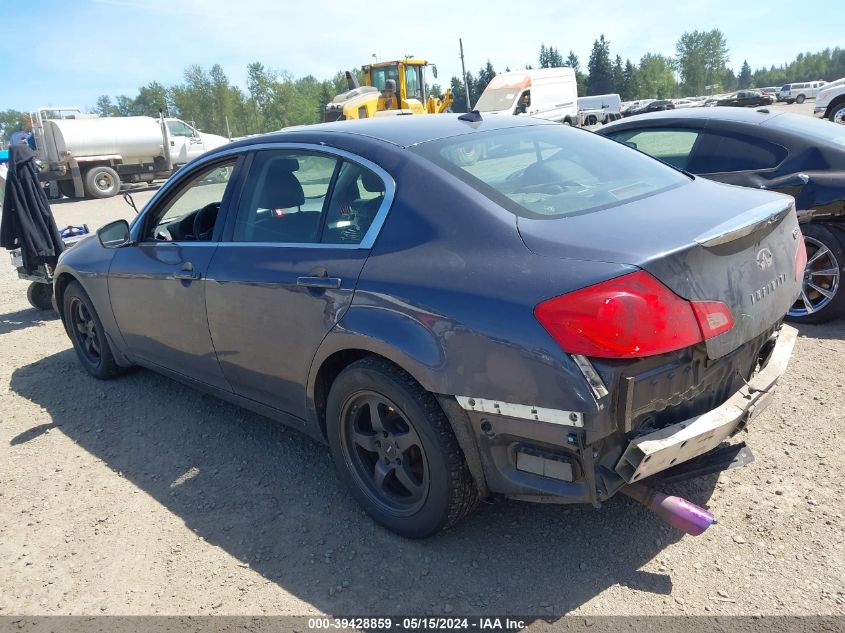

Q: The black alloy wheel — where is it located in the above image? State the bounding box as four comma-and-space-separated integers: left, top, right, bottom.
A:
62, 281, 125, 379
69, 296, 101, 364
325, 357, 477, 538
340, 391, 430, 516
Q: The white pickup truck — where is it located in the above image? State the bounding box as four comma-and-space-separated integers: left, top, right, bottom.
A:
814, 78, 845, 124
30, 107, 229, 198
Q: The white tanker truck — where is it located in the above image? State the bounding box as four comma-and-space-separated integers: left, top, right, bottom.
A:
29, 107, 229, 199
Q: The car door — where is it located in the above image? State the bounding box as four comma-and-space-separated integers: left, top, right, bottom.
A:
205, 147, 393, 419
108, 156, 242, 390
166, 119, 203, 165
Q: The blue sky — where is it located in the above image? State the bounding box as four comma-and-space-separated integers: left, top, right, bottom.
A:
1, 0, 840, 111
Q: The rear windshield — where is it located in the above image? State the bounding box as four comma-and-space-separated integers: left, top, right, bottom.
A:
765, 114, 845, 148
410, 125, 690, 219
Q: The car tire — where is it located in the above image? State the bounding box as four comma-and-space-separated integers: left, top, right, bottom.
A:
62, 281, 126, 379
84, 166, 121, 199
786, 223, 845, 324
795, 94, 806, 104
326, 356, 478, 538
786, 99, 795, 104
26, 282, 54, 311
829, 103, 845, 125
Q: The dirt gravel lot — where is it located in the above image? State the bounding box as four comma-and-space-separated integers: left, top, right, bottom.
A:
1, 102, 844, 619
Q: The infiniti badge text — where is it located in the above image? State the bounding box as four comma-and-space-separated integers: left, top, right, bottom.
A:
750, 273, 787, 304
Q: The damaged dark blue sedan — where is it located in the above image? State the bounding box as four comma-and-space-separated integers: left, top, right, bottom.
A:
55, 115, 803, 537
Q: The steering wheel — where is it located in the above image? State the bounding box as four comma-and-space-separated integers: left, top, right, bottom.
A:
192, 202, 220, 241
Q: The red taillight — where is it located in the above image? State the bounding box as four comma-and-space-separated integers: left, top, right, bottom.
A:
794, 231, 807, 282
534, 270, 733, 358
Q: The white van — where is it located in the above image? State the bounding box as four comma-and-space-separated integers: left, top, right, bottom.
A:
474, 68, 578, 125
577, 93, 622, 125
777, 81, 827, 104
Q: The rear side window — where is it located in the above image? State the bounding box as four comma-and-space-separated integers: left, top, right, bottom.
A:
411, 125, 690, 219
232, 150, 387, 245
607, 129, 701, 170
693, 132, 788, 173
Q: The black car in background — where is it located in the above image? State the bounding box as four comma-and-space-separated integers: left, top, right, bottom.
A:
716, 90, 774, 108
623, 99, 675, 117
599, 108, 845, 323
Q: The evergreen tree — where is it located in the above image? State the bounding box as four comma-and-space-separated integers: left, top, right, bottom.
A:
587, 35, 614, 95
738, 60, 752, 88
539, 44, 549, 69
612, 55, 625, 95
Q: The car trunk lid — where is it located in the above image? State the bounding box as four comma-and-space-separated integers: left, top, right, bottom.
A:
518, 179, 802, 359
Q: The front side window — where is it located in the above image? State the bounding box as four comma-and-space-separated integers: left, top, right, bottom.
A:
606, 128, 701, 170
167, 120, 195, 137
412, 125, 690, 219
147, 161, 236, 241
232, 150, 387, 245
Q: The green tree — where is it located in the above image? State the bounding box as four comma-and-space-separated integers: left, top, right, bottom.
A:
539, 44, 550, 69
566, 50, 587, 96
587, 35, 614, 95
612, 55, 624, 95
723, 68, 738, 92
638, 53, 677, 99
475, 61, 496, 96
622, 59, 639, 100
676, 29, 729, 95
95, 95, 115, 117
738, 60, 752, 88
0, 109, 25, 145
449, 75, 469, 112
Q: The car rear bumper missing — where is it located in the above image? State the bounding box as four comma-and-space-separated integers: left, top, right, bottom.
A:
614, 324, 797, 483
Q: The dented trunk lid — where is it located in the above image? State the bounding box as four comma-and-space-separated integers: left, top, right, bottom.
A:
518, 178, 802, 359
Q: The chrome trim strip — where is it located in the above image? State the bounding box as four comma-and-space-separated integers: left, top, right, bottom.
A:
455, 396, 583, 427
571, 354, 609, 400
136, 142, 396, 251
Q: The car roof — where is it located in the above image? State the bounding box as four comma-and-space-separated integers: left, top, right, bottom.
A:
228, 114, 556, 150
603, 106, 783, 129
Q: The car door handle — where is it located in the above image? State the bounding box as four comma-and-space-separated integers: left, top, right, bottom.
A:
174, 270, 201, 280
297, 276, 341, 289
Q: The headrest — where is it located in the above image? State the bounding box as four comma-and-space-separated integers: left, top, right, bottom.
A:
361, 169, 384, 194
256, 160, 304, 209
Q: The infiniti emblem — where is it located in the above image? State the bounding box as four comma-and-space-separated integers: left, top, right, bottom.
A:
756, 248, 774, 270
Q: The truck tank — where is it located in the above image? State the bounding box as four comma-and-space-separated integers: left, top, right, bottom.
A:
45, 116, 165, 165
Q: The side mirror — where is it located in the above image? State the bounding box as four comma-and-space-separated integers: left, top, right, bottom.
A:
431, 64, 438, 79
97, 219, 131, 248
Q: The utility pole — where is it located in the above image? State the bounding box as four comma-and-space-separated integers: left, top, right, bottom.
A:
459, 38, 471, 111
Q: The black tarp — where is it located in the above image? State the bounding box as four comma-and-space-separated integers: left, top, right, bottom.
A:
0, 144, 64, 273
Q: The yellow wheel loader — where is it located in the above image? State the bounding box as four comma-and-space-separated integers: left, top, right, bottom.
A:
324, 59, 452, 122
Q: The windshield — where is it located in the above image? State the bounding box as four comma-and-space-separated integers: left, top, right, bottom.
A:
475, 88, 520, 112
370, 65, 399, 92
411, 125, 690, 219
